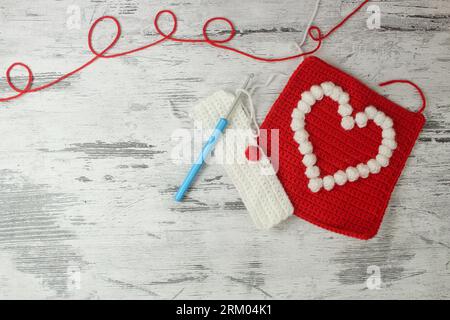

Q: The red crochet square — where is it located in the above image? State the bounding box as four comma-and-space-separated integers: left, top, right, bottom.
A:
259, 56, 425, 239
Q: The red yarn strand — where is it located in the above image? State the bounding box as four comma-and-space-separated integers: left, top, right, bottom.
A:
1, 1, 374, 103
379, 79, 427, 113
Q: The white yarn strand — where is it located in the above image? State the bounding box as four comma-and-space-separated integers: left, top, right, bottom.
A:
235, 88, 260, 138
298, 0, 321, 48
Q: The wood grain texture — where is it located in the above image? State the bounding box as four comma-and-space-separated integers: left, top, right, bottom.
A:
0, 0, 449, 299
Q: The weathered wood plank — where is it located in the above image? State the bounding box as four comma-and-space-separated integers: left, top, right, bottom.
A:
0, 0, 449, 299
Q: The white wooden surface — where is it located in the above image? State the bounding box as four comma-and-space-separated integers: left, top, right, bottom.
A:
0, 0, 449, 299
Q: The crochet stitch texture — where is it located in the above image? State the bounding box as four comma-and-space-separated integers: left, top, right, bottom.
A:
258, 56, 425, 239
193, 90, 293, 229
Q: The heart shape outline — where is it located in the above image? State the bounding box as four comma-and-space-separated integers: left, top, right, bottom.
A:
290, 81, 398, 193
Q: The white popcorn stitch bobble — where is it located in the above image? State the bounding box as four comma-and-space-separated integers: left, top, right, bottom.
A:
382, 128, 396, 139
301, 91, 316, 106
356, 163, 370, 178
379, 145, 393, 158
308, 178, 323, 193
334, 170, 348, 186
292, 108, 304, 120
338, 104, 353, 117
305, 166, 320, 178
341, 116, 355, 130
367, 159, 381, 174
376, 154, 389, 167
297, 100, 311, 114
338, 92, 350, 105
381, 116, 393, 129
364, 106, 377, 119
310, 85, 324, 100
346, 167, 359, 182
294, 130, 309, 143
290, 118, 304, 131
355, 112, 368, 128
382, 138, 397, 150
330, 86, 343, 101
374, 111, 387, 126
299, 141, 313, 155
323, 175, 335, 191
302, 153, 317, 167
321, 81, 335, 96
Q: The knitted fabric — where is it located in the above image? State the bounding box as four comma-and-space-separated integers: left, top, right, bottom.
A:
258, 56, 425, 239
192, 90, 293, 229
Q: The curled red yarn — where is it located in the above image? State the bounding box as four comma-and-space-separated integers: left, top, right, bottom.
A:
379, 79, 426, 113
3, 0, 425, 112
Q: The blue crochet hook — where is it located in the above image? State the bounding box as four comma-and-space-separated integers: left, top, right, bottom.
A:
175, 74, 254, 202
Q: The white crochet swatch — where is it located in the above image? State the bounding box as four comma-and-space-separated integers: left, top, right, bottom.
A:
192, 90, 293, 229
